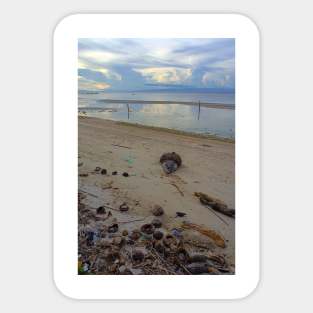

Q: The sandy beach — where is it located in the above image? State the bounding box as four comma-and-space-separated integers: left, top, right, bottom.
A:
78, 116, 235, 273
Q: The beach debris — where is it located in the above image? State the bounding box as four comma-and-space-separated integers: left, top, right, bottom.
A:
79, 173, 89, 177
78, 195, 234, 275
129, 230, 141, 241
185, 263, 210, 275
96, 206, 106, 214
188, 254, 209, 263
101, 169, 107, 175
170, 182, 184, 196
141, 223, 155, 235
194, 192, 235, 218
171, 228, 183, 238
78, 261, 89, 274
154, 241, 165, 254
163, 234, 177, 248
132, 249, 145, 263
108, 223, 119, 233
151, 218, 162, 228
160, 152, 182, 174
119, 202, 129, 212
112, 171, 118, 175
153, 230, 164, 240
112, 144, 131, 149
122, 172, 129, 177
123, 155, 135, 166
95, 166, 101, 172
152, 204, 164, 216
181, 221, 226, 248
175, 212, 186, 218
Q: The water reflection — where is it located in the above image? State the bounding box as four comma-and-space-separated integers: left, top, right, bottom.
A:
80, 101, 235, 139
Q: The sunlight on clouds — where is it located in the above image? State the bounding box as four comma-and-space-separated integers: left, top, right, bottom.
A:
78, 38, 235, 90
78, 60, 121, 81
97, 68, 122, 80
80, 50, 120, 64
134, 67, 192, 84
78, 76, 110, 90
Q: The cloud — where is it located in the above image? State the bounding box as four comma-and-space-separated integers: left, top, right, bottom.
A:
78, 76, 110, 90
202, 71, 233, 88
78, 38, 235, 90
78, 59, 122, 81
133, 67, 192, 84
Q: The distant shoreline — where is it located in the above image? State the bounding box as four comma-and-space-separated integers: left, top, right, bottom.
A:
79, 99, 235, 110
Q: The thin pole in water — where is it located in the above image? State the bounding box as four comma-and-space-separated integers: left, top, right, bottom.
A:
197, 100, 201, 120
127, 103, 130, 119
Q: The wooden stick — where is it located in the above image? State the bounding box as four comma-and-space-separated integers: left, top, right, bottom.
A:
205, 205, 229, 226
169, 182, 184, 196
197, 100, 201, 120
118, 218, 146, 224
112, 144, 131, 149
79, 188, 98, 198
151, 248, 176, 275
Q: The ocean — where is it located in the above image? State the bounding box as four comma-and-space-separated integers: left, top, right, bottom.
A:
78, 91, 235, 139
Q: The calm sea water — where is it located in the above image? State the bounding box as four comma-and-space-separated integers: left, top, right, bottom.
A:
78, 91, 235, 139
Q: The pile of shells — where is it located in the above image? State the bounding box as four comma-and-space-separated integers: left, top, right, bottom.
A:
78, 196, 234, 275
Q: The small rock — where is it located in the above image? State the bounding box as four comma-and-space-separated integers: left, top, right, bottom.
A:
141, 223, 155, 235
96, 206, 106, 214
95, 167, 101, 172
152, 205, 164, 216
101, 169, 107, 175
175, 212, 186, 217
119, 203, 129, 212
112, 171, 118, 175
151, 218, 162, 228
79, 173, 88, 177
122, 172, 129, 177
153, 230, 164, 240
122, 230, 128, 236
108, 223, 118, 233
163, 234, 177, 248
132, 249, 145, 262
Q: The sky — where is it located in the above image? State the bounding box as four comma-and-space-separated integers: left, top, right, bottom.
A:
78, 38, 235, 92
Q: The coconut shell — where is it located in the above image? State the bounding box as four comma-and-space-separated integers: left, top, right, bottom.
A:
160, 152, 182, 167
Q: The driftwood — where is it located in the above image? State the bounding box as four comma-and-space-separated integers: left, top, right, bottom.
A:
181, 221, 226, 248
194, 192, 235, 218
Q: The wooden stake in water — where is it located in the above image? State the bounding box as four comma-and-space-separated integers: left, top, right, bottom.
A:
197, 100, 201, 120
126, 103, 130, 119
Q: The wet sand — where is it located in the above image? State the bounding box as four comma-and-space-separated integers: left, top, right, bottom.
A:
78, 116, 235, 265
